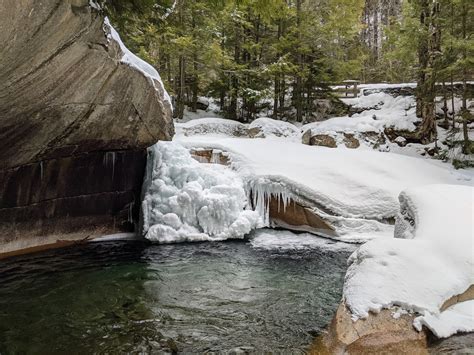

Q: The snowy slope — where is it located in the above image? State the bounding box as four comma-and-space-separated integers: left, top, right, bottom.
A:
344, 184, 473, 337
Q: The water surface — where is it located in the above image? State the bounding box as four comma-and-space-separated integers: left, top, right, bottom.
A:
0, 240, 351, 353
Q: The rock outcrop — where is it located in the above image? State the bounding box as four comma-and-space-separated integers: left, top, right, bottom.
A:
0, 0, 173, 254
311, 303, 428, 354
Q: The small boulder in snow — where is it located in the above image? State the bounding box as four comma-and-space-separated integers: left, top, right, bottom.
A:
310, 134, 337, 148
394, 136, 407, 147
343, 133, 360, 149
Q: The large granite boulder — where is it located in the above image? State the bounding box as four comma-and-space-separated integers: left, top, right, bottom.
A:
0, 0, 173, 254
311, 303, 428, 354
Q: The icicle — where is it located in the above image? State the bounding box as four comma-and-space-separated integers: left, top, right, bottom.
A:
245, 178, 295, 227
211, 149, 222, 164
128, 202, 134, 223
104, 152, 116, 180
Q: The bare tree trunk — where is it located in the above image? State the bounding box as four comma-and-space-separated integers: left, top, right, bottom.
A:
460, 0, 470, 154
417, 0, 439, 144
442, 81, 449, 128
174, 0, 186, 120
294, 0, 304, 122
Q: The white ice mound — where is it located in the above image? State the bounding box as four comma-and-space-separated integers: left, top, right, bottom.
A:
344, 184, 474, 337
141, 142, 260, 243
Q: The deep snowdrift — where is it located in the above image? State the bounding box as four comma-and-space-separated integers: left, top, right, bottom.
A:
177, 136, 469, 242
344, 184, 473, 337
141, 142, 259, 243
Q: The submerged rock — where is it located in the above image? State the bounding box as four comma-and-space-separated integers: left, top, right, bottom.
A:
0, 0, 173, 254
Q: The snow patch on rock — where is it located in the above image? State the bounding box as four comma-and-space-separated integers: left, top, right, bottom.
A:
103, 17, 172, 105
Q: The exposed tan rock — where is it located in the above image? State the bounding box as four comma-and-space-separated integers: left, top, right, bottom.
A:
311, 303, 428, 354
0, 0, 173, 255
310, 134, 338, 148
441, 284, 474, 311
268, 197, 336, 236
190, 149, 230, 165
248, 127, 265, 138
343, 133, 360, 149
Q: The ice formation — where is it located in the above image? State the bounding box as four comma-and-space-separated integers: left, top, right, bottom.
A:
250, 229, 357, 252
344, 184, 474, 337
141, 142, 260, 243
103, 17, 172, 105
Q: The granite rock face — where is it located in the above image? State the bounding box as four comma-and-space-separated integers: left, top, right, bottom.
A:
0, 0, 173, 253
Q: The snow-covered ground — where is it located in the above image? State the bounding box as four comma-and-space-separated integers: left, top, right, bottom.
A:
344, 184, 473, 338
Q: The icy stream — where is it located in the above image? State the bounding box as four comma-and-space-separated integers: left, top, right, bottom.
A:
0, 239, 351, 353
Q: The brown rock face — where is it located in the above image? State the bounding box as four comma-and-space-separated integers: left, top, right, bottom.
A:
0, 0, 173, 253
268, 197, 336, 237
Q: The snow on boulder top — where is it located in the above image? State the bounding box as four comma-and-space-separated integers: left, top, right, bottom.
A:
103, 17, 171, 106
176, 117, 248, 137
344, 184, 474, 338
248, 117, 300, 138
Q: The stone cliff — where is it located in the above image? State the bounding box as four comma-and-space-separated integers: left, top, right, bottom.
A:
0, 0, 173, 254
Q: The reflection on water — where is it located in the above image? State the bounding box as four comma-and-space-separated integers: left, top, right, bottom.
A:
0, 240, 351, 353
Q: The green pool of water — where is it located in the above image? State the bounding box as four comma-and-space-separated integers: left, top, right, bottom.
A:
0, 240, 351, 353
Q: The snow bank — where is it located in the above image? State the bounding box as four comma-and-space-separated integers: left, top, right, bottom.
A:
176, 117, 248, 137
344, 184, 473, 337
103, 17, 171, 105
248, 117, 300, 138
176, 137, 470, 242
414, 301, 474, 338
141, 142, 260, 243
